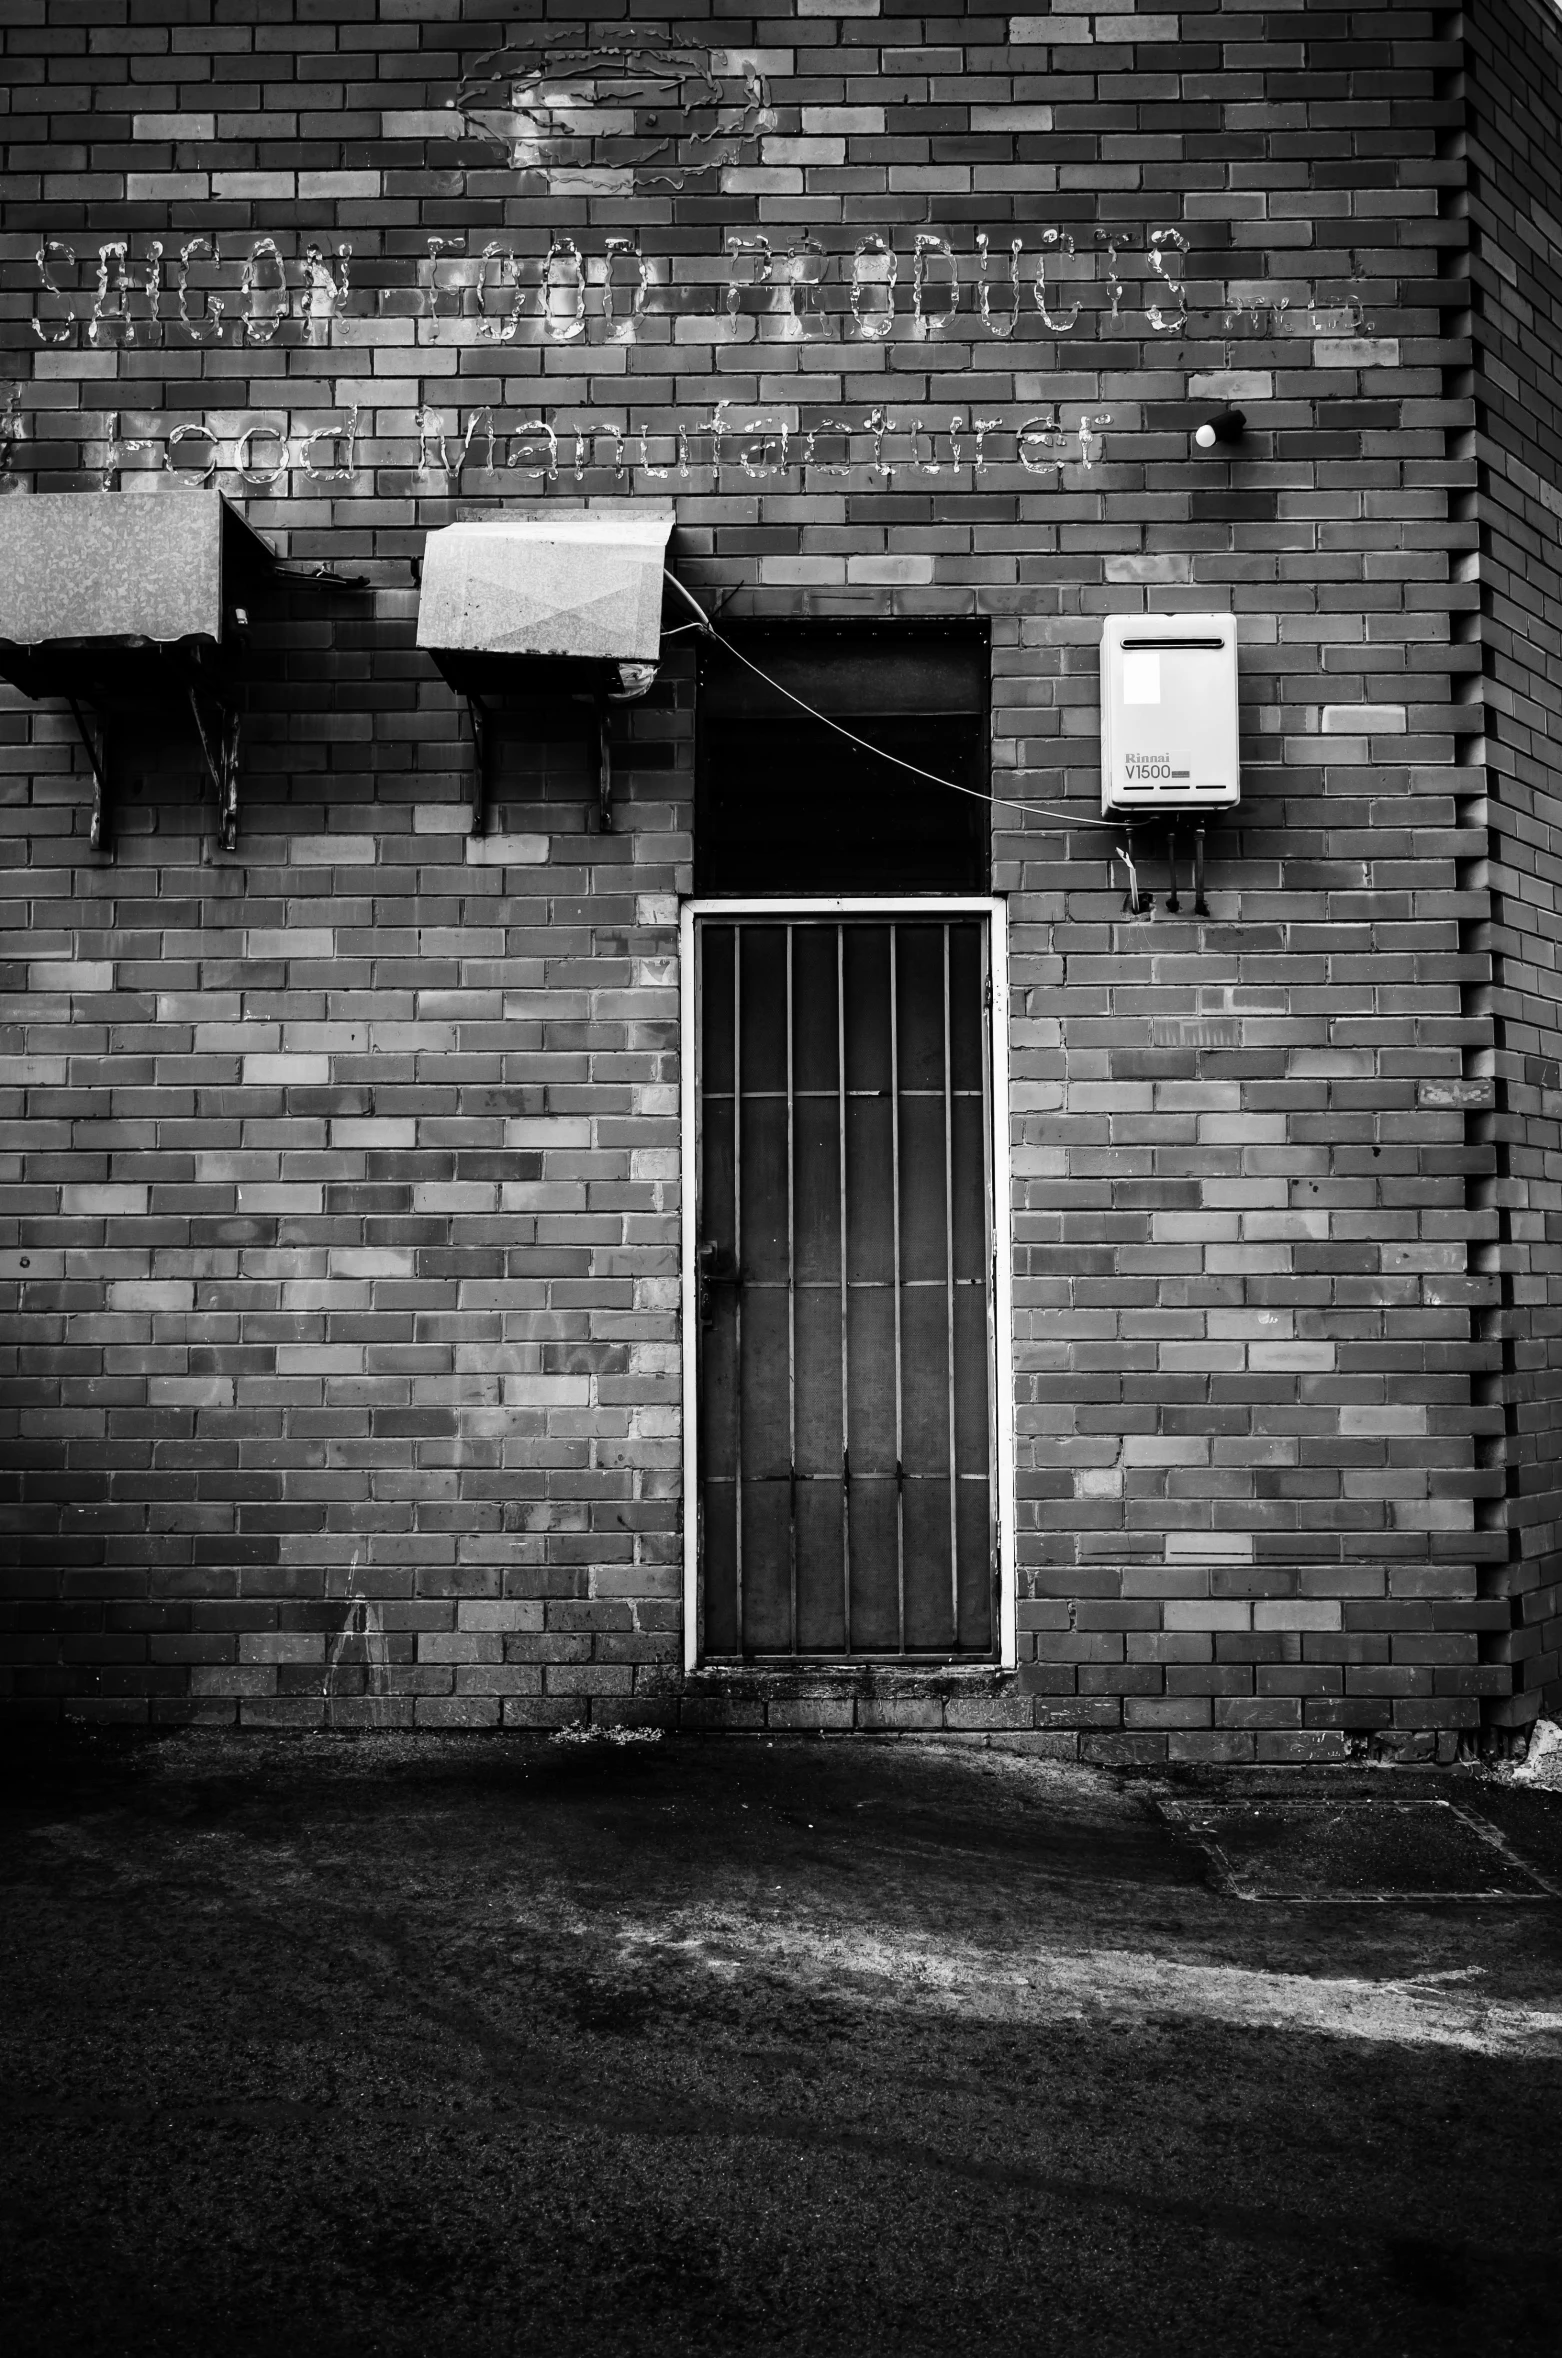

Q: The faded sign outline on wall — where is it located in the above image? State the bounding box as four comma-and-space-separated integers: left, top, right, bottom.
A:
454, 31, 776, 187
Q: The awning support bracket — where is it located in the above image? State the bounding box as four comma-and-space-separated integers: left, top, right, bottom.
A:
458, 683, 624, 837
188, 684, 242, 853
66, 697, 109, 854
465, 692, 492, 837
598, 698, 613, 834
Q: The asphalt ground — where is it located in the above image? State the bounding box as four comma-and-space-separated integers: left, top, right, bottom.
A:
1, 1730, 1559, 2358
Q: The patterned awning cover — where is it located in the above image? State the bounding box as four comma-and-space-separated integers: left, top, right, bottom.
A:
416, 508, 674, 664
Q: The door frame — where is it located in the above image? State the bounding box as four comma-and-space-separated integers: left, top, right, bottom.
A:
679, 895, 1017, 1672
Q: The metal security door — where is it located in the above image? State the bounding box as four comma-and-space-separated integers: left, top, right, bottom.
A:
694, 913, 998, 1658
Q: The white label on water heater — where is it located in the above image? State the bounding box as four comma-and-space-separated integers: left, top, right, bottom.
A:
1100, 613, 1240, 815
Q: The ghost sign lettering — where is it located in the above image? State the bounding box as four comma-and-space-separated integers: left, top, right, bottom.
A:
0, 31, 1386, 501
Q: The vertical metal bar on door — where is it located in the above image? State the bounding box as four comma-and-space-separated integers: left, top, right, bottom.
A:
732, 937, 744, 1654
785, 926, 798, 1655
889, 926, 907, 1654
837, 924, 851, 1653
943, 923, 959, 1645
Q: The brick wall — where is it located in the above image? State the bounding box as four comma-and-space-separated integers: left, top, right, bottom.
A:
0, 0, 1545, 1758
1460, 0, 1562, 1730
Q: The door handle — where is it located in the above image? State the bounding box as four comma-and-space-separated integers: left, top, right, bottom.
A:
697, 1239, 728, 1328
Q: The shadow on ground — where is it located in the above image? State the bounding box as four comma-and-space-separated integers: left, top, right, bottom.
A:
1, 1731, 1559, 2356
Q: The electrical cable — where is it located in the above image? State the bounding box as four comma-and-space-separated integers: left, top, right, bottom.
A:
271, 560, 371, 590
662, 570, 1125, 832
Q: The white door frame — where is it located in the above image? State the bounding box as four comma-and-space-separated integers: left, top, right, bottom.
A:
678, 895, 1017, 1671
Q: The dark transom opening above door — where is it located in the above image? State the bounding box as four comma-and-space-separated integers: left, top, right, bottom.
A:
695, 624, 991, 896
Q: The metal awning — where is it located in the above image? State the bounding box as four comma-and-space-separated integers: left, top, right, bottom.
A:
415, 505, 677, 838
0, 492, 279, 856
0, 490, 271, 655
416, 506, 674, 666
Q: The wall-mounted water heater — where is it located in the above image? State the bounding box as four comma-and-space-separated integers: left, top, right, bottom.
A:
1100, 613, 1240, 816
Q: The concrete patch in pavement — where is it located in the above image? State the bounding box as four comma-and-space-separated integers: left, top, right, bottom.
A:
1159, 1797, 1559, 1905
